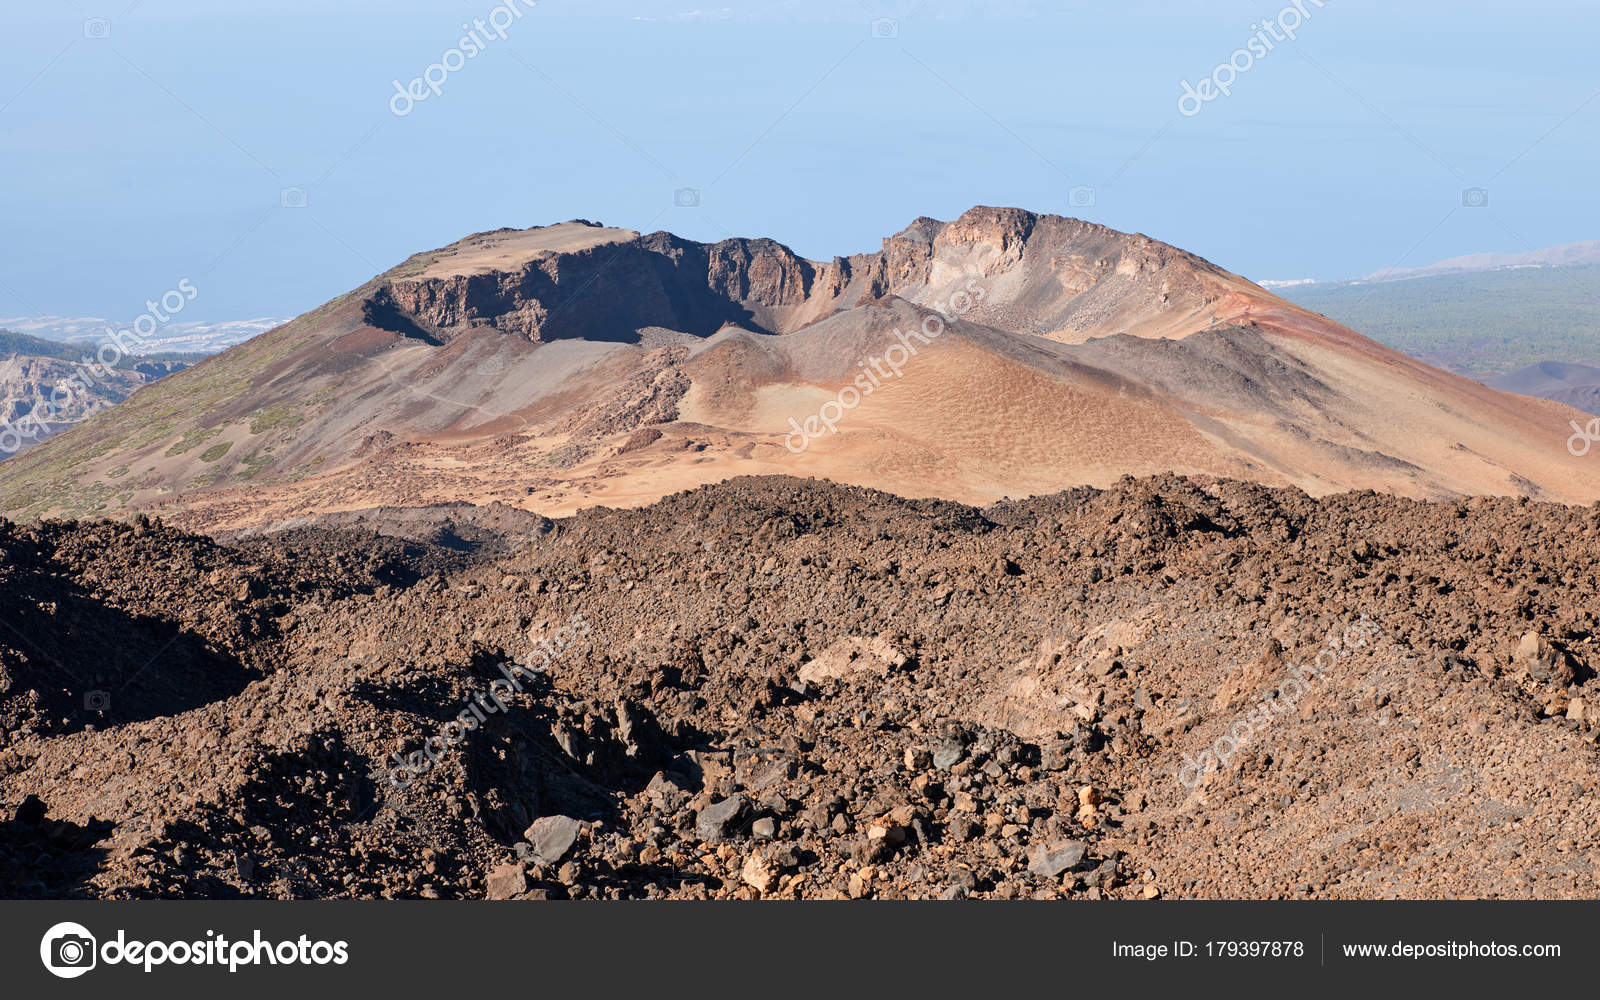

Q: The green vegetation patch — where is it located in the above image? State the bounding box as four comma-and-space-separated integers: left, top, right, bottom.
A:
1282, 264, 1600, 376
0, 329, 83, 362
249, 402, 306, 435
238, 449, 275, 480
166, 426, 223, 457
538, 443, 590, 469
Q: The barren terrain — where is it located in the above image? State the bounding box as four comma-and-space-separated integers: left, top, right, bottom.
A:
5, 475, 1600, 900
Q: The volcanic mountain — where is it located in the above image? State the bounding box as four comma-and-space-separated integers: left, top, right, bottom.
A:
2, 207, 1595, 529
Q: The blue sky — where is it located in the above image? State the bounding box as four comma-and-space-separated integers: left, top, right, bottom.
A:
1, 0, 1596, 323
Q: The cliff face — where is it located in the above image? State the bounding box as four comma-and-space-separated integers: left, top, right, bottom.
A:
357, 207, 1245, 350
373, 235, 824, 344
0, 353, 186, 457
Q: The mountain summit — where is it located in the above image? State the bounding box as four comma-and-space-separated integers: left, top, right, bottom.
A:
2, 207, 1594, 528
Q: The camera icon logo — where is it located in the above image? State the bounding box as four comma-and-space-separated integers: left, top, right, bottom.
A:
85, 690, 110, 711
871, 18, 899, 39
40, 922, 97, 978
281, 186, 309, 208
1069, 185, 1097, 209
673, 187, 701, 208
1462, 187, 1489, 208
84, 18, 111, 39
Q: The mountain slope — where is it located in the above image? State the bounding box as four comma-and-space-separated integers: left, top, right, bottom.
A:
1367, 240, 1600, 282
1279, 265, 1600, 376
0, 331, 191, 460
1, 208, 1595, 528
0, 329, 85, 362
1488, 361, 1600, 417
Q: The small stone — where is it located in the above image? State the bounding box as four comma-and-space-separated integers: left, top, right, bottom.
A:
1513, 631, 1570, 683
1142, 885, 1161, 899
949, 815, 982, 842
646, 770, 692, 809
932, 738, 965, 770
847, 867, 875, 899
751, 817, 777, 839
486, 862, 526, 900
1094, 857, 1120, 888
1027, 839, 1088, 878
751, 759, 796, 789
867, 820, 907, 846
697, 795, 750, 842
1077, 784, 1103, 825
524, 815, 582, 863
741, 852, 779, 894
904, 747, 933, 771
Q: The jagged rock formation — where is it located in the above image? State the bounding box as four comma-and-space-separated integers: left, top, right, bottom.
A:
0, 350, 187, 457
